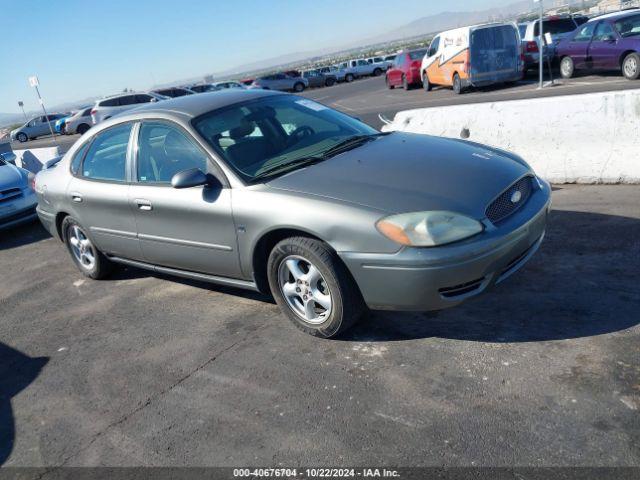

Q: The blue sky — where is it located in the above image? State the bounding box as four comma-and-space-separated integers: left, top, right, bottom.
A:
1, 0, 512, 113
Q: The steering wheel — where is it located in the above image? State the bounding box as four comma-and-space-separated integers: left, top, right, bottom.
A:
287, 125, 315, 146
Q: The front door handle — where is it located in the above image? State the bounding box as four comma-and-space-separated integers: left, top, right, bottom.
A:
70, 192, 83, 203
135, 199, 152, 211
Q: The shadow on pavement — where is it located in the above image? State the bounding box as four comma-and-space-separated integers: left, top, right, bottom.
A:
343, 209, 640, 343
0, 343, 49, 466
0, 221, 51, 251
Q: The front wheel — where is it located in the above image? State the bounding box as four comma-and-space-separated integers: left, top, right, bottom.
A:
345, 73, 354, 83
422, 72, 432, 92
373, 68, 382, 77
560, 56, 574, 79
16, 132, 28, 143
62, 217, 113, 279
77, 123, 90, 135
622, 52, 640, 80
267, 237, 365, 338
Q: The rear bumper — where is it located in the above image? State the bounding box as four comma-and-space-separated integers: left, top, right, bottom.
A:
339, 184, 551, 311
36, 206, 57, 238
0, 192, 38, 230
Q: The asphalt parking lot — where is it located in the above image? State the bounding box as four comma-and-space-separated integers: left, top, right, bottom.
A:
1, 185, 639, 467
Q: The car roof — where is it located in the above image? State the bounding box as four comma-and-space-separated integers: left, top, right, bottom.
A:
588, 8, 640, 22
127, 89, 283, 119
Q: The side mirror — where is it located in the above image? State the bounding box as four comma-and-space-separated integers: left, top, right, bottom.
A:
171, 168, 212, 189
150, 97, 158, 103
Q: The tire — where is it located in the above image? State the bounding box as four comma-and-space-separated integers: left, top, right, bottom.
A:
452, 73, 463, 94
77, 123, 90, 135
325, 77, 336, 87
267, 236, 365, 338
373, 68, 382, 77
293, 82, 305, 93
422, 71, 432, 92
560, 56, 574, 79
345, 73, 354, 83
62, 217, 113, 280
622, 52, 640, 80
402, 74, 410, 90
16, 132, 28, 143
385, 75, 394, 89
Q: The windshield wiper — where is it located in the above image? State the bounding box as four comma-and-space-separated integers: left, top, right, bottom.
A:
252, 156, 326, 182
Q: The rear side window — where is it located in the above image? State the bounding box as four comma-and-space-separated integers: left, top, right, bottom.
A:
82, 124, 132, 182
135, 94, 153, 103
118, 95, 136, 106
615, 14, 640, 38
70, 141, 90, 175
100, 98, 118, 107
409, 49, 428, 60
82, 108, 92, 116
573, 22, 596, 42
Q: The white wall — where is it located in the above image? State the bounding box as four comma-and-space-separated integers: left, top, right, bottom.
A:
382, 89, 640, 184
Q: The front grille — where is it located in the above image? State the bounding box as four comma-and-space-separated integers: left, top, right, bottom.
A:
439, 277, 485, 299
485, 176, 533, 224
0, 188, 22, 203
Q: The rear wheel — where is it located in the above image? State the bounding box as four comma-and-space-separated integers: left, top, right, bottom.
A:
293, 82, 305, 92
560, 56, 574, 79
16, 132, 28, 143
62, 217, 113, 280
345, 73, 354, 83
422, 71, 432, 92
622, 52, 640, 80
267, 237, 365, 338
452, 73, 463, 94
77, 123, 90, 135
402, 74, 411, 90
373, 68, 382, 76
325, 77, 336, 87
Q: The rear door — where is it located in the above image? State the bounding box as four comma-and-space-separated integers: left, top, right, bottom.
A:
128, 120, 240, 277
66, 122, 143, 260
565, 22, 596, 69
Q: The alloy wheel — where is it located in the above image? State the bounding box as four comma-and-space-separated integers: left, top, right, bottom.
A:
278, 255, 332, 324
624, 56, 638, 78
69, 225, 96, 270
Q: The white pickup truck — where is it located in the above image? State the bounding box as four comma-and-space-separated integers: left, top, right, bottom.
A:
336, 58, 387, 82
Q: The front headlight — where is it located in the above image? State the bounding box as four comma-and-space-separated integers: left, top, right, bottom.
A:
376, 211, 483, 247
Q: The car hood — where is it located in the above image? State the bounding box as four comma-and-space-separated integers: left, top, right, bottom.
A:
0, 163, 26, 189
266, 132, 531, 219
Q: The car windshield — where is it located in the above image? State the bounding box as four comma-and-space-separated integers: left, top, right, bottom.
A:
615, 14, 640, 38
192, 94, 378, 183
408, 49, 428, 60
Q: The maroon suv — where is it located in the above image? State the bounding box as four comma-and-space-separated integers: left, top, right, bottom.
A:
556, 10, 640, 80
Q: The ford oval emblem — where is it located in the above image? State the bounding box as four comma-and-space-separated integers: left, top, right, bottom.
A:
510, 190, 522, 203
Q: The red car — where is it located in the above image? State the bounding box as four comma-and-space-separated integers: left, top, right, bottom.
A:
385, 48, 428, 90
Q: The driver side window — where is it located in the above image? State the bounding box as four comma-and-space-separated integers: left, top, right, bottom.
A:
137, 122, 210, 184
428, 37, 440, 57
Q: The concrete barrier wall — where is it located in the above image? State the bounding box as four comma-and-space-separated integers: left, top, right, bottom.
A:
13, 146, 60, 173
382, 89, 640, 184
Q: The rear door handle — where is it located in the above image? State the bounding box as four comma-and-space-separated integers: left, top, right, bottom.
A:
135, 198, 152, 211
70, 192, 83, 203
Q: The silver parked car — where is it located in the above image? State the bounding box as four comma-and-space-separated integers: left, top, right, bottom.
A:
251, 73, 308, 92
0, 153, 37, 230
11, 114, 66, 143
65, 106, 94, 135
34, 90, 550, 338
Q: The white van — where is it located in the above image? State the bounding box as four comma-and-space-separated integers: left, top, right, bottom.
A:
420, 23, 522, 94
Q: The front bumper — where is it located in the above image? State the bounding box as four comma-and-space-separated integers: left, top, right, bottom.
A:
0, 190, 38, 230
340, 184, 551, 311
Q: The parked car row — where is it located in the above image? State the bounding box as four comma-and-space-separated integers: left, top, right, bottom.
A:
384, 9, 640, 95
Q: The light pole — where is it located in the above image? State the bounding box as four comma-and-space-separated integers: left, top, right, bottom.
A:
18, 101, 27, 122
28, 76, 57, 144
535, 0, 544, 89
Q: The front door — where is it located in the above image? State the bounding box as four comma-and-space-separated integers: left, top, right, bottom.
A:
128, 121, 240, 278
66, 122, 143, 260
